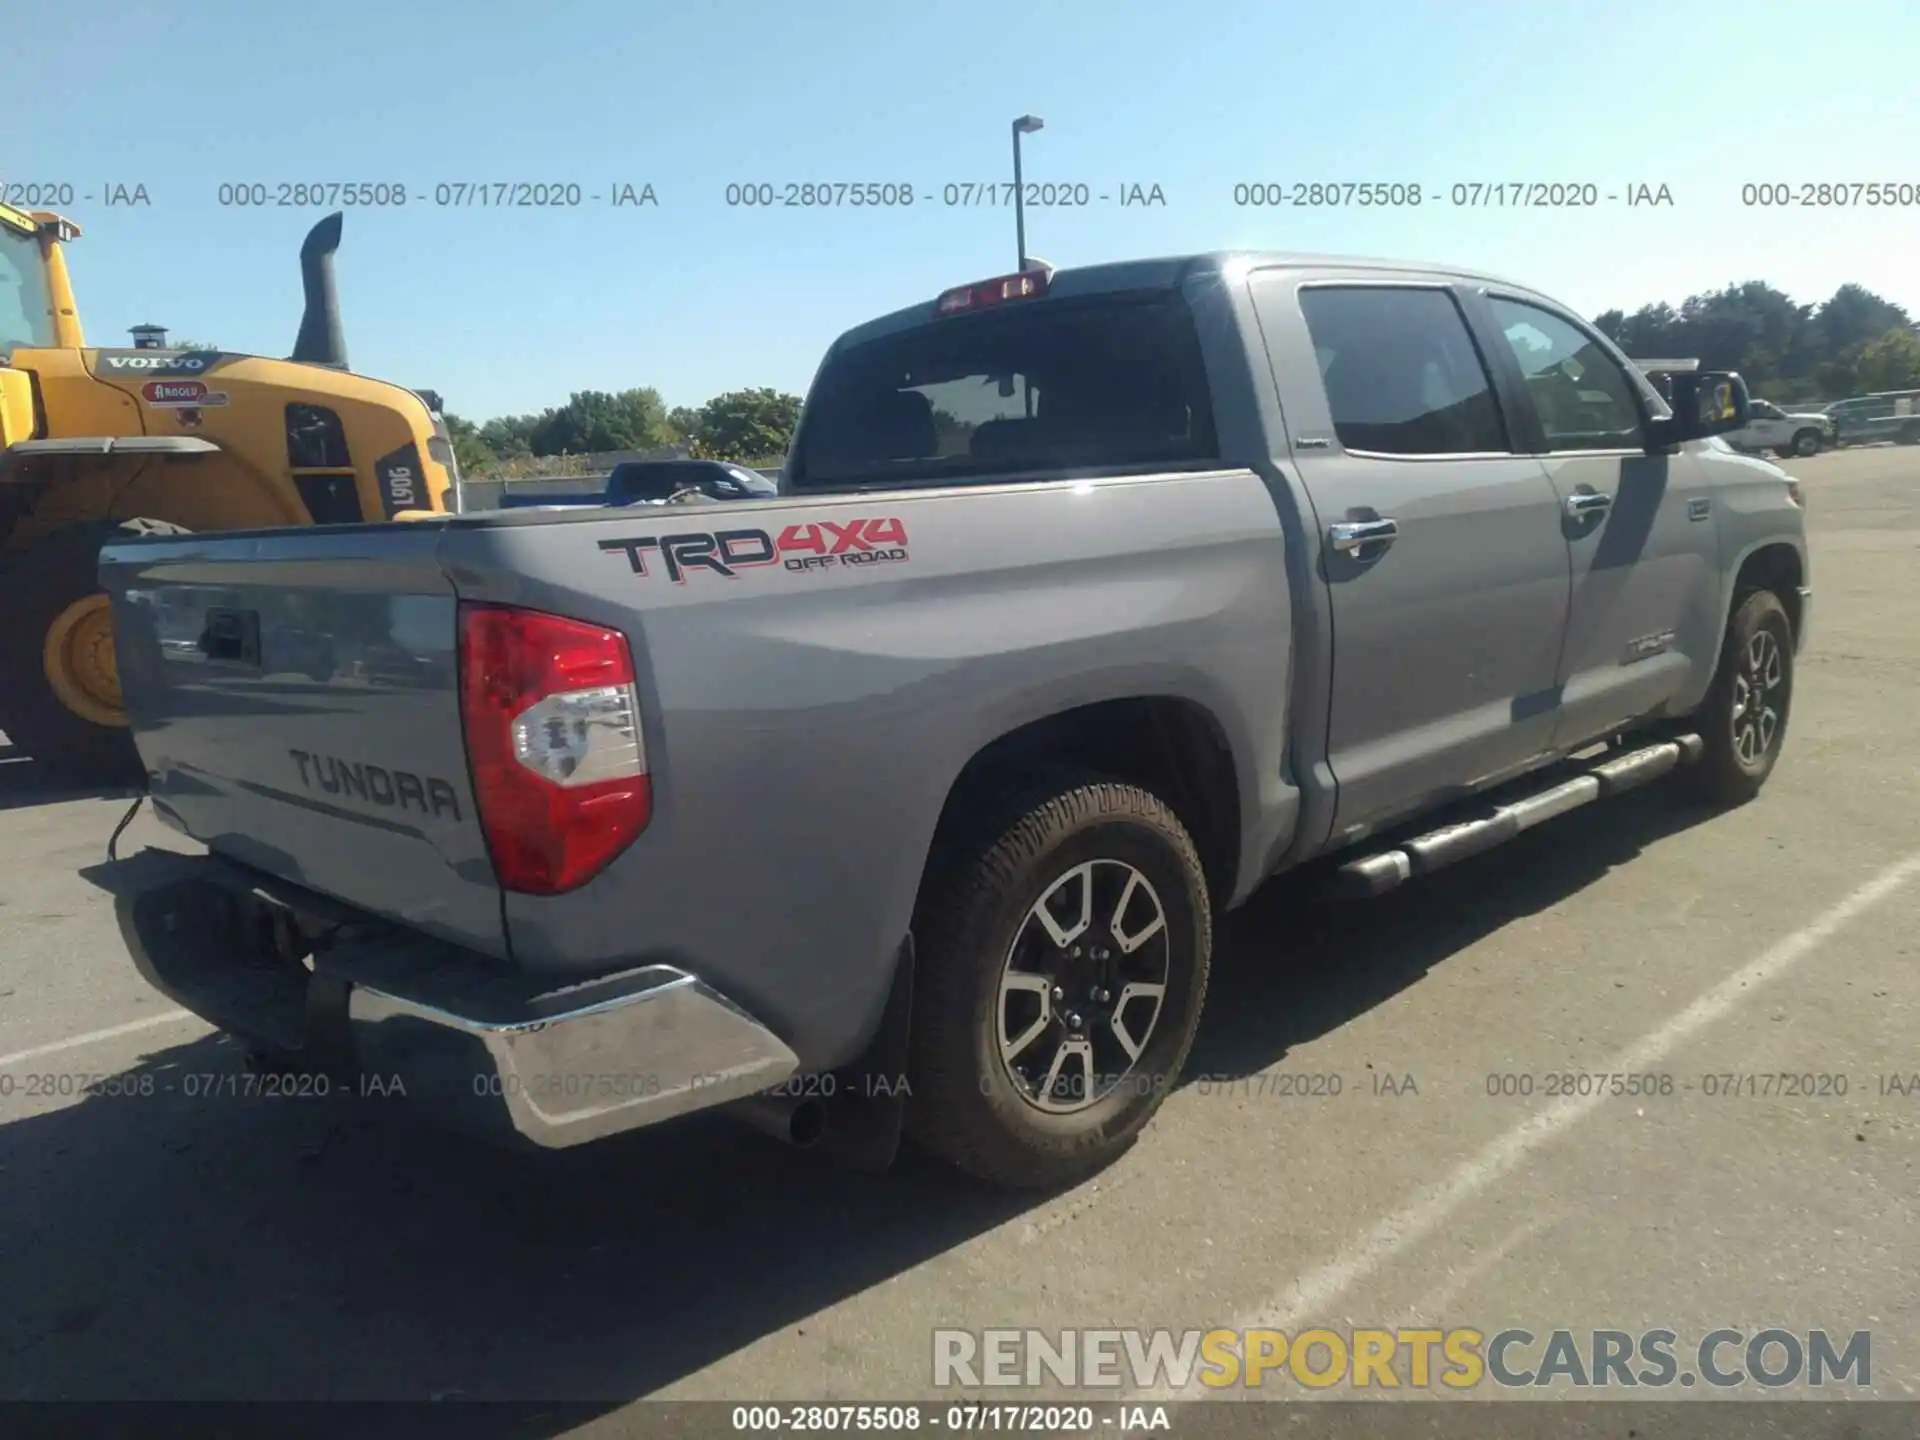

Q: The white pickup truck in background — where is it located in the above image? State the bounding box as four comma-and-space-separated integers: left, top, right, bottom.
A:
1724, 398, 1833, 458
1635, 361, 1830, 458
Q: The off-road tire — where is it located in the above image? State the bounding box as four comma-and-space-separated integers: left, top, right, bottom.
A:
0, 518, 186, 786
1683, 588, 1795, 807
906, 776, 1212, 1190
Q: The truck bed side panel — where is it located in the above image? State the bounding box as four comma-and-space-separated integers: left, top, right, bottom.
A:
441, 471, 1293, 1072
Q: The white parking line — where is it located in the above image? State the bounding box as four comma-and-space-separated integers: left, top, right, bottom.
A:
0, 1008, 199, 1069
1394, 1207, 1568, 1326
1141, 848, 1920, 1399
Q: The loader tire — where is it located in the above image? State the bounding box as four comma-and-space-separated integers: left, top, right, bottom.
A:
0, 518, 186, 787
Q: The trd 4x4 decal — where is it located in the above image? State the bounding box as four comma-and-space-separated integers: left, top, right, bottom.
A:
599, 517, 910, 583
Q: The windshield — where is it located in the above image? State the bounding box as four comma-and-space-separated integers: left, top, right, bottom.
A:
722, 465, 778, 496
788, 292, 1220, 490
0, 225, 55, 353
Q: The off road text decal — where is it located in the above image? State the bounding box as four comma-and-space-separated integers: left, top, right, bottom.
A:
598, 517, 910, 583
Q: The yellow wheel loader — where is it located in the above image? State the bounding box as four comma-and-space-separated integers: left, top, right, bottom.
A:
0, 202, 459, 785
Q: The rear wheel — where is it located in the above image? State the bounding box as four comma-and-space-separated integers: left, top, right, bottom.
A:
1683, 588, 1795, 806
906, 776, 1212, 1189
0, 518, 187, 785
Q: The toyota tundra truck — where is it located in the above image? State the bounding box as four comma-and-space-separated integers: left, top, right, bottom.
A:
91, 252, 1810, 1190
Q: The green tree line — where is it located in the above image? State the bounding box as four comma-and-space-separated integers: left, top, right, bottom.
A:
436, 278, 1919, 476
444, 386, 802, 477
1594, 281, 1919, 403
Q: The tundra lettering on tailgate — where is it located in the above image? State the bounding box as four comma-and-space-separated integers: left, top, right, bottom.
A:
599, 517, 910, 583
290, 749, 463, 820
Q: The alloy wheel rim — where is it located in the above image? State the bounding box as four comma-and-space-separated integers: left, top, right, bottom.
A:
996, 858, 1172, 1115
1730, 626, 1786, 769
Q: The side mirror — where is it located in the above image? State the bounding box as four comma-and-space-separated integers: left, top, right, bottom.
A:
1650, 371, 1749, 447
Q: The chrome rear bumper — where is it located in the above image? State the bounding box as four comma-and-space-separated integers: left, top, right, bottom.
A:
96, 850, 799, 1148
345, 964, 800, 1147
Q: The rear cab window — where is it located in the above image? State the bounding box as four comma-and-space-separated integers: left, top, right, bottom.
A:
786, 292, 1221, 491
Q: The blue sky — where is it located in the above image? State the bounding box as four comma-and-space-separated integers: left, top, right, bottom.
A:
11, 0, 1919, 422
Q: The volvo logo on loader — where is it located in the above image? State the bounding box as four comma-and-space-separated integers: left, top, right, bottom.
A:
97, 350, 219, 374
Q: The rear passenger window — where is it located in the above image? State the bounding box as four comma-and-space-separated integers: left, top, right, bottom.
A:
1297, 287, 1510, 456
1487, 298, 1646, 452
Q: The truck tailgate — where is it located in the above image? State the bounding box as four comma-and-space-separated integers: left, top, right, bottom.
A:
99, 523, 506, 957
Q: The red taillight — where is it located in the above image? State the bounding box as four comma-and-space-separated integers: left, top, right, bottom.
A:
934, 268, 1051, 316
457, 603, 651, 896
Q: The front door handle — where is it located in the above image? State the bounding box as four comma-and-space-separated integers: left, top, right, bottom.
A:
1328, 518, 1400, 553
1565, 491, 1613, 520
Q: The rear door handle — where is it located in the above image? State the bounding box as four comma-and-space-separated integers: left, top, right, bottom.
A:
1564, 491, 1613, 520
1327, 518, 1399, 552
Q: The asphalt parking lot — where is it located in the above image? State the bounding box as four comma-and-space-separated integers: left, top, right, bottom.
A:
2, 445, 1916, 1430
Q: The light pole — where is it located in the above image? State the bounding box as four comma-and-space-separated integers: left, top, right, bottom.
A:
1011, 115, 1044, 272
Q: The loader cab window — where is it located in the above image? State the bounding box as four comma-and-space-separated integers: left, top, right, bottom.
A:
0, 227, 56, 353
286, 404, 352, 469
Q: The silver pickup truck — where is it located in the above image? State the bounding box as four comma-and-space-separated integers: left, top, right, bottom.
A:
93, 251, 1810, 1190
